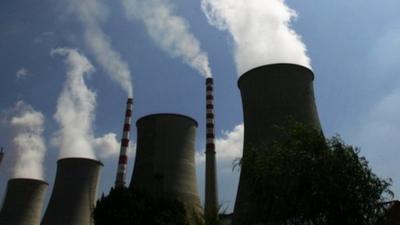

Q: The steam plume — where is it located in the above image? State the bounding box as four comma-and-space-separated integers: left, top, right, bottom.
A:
51, 48, 125, 160
10, 101, 46, 180
66, 0, 133, 96
122, 0, 213, 78
51, 48, 97, 159
201, 0, 311, 75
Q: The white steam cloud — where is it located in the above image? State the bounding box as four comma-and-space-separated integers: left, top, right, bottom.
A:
51, 48, 97, 159
10, 101, 46, 180
52, 48, 127, 160
66, 0, 133, 96
122, 0, 213, 78
201, 0, 311, 75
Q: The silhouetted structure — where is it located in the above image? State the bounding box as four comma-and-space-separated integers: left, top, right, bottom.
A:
129, 114, 202, 212
204, 78, 219, 218
233, 64, 322, 224
115, 98, 133, 187
0, 178, 48, 225
41, 158, 103, 225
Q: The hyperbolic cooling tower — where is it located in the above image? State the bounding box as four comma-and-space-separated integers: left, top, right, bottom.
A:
0, 178, 48, 225
233, 64, 322, 224
129, 114, 202, 212
41, 158, 103, 225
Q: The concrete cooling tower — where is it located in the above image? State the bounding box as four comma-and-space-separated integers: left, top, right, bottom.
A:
41, 158, 103, 225
129, 114, 202, 212
0, 178, 48, 225
233, 64, 322, 224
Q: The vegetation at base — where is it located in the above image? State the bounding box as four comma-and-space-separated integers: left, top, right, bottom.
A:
93, 187, 194, 225
240, 120, 393, 225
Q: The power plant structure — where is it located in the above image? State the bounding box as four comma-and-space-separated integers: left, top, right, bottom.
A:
41, 158, 103, 225
0, 147, 4, 168
114, 98, 133, 187
233, 63, 322, 224
204, 78, 219, 219
0, 178, 48, 225
129, 114, 202, 213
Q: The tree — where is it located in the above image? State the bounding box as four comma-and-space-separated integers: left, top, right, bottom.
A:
93, 187, 194, 225
240, 121, 393, 225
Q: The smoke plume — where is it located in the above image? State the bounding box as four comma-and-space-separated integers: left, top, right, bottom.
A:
122, 0, 213, 78
51, 48, 97, 159
201, 0, 311, 75
9, 101, 46, 180
66, 0, 133, 96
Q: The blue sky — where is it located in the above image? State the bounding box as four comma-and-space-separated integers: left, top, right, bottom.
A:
1, 0, 400, 213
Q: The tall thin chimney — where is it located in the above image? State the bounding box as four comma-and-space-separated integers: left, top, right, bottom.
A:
0, 147, 4, 168
205, 78, 219, 219
115, 98, 133, 187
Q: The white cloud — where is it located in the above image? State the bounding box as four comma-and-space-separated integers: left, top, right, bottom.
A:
9, 101, 46, 180
93, 133, 120, 159
93, 133, 136, 159
201, 0, 311, 75
16, 68, 31, 80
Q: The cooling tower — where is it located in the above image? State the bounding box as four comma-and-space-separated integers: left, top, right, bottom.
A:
233, 64, 322, 224
129, 114, 202, 212
0, 178, 48, 225
41, 158, 103, 225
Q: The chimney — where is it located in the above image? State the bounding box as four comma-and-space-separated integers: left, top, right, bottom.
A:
129, 114, 202, 213
115, 98, 133, 187
0, 178, 48, 225
0, 147, 4, 168
205, 78, 219, 219
233, 64, 322, 224
41, 158, 103, 225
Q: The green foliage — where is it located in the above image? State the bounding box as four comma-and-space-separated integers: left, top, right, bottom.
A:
93, 187, 192, 225
241, 121, 393, 225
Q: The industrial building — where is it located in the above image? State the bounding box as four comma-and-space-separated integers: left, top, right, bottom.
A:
233, 63, 322, 224
40, 158, 103, 225
204, 77, 219, 219
129, 113, 202, 213
0, 178, 48, 225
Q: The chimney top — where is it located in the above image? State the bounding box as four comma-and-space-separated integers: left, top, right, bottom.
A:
127, 98, 133, 104
206, 78, 213, 84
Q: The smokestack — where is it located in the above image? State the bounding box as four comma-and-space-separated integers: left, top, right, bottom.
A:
0, 147, 4, 168
0, 178, 48, 225
233, 64, 322, 224
205, 78, 219, 218
129, 114, 202, 212
41, 158, 103, 225
115, 98, 133, 187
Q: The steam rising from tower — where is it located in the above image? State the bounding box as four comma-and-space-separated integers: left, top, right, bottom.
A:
115, 98, 133, 187
205, 78, 219, 218
122, 0, 212, 78
201, 0, 311, 75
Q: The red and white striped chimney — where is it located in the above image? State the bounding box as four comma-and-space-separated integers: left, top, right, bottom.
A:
205, 78, 219, 218
115, 98, 133, 187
